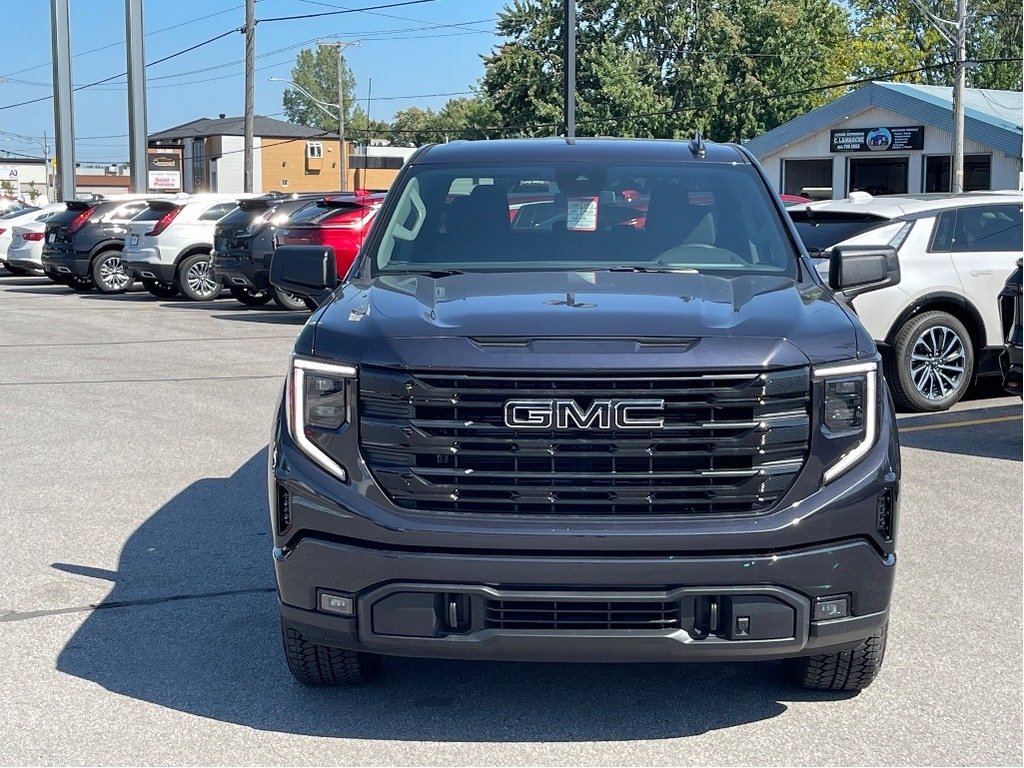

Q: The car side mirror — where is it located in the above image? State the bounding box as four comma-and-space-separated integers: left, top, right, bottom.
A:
829, 245, 900, 298
270, 245, 338, 307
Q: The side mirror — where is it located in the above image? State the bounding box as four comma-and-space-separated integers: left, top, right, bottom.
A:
270, 245, 337, 307
829, 245, 900, 298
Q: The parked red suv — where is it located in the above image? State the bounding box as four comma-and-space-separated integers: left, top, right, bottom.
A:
273, 191, 385, 285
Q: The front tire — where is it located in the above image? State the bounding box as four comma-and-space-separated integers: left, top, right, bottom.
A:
790, 623, 887, 692
91, 251, 134, 294
281, 618, 381, 686
888, 311, 973, 412
142, 279, 179, 298
177, 253, 222, 301
229, 286, 272, 306
272, 286, 309, 311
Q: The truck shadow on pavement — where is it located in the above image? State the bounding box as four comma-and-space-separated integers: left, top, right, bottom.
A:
55, 451, 852, 741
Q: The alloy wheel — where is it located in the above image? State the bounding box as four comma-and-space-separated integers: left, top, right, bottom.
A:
909, 325, 966, 401
98, 256, 131, 291
185, 259, 219, 299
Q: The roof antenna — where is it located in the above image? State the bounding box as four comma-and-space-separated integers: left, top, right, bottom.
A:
689, 130, 707, 158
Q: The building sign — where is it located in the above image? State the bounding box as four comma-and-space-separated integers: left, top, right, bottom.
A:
830, 126, 925, 153
0, 166, 20, 196
147, 147, 182, 192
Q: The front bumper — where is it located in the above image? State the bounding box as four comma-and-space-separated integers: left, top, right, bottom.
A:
275, 538, 893, 662
122, 248, 177, 283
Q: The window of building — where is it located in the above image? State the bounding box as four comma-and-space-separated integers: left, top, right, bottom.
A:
191, 140, 206, 193
848, 157, 908, 196
349, 155, 406, 170
782, 159, 832, 198
306, 142, 324, 159
924, 155, 992, 192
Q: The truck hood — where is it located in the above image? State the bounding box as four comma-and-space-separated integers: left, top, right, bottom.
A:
311, 270, 863, 371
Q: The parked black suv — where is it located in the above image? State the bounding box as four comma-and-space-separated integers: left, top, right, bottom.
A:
268, 138, 901, 691
999, 259, 1023, 396
212, 193, 324, 311
41, 197, 151, 293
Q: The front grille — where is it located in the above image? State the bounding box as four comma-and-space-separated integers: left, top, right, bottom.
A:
359, 367, 810, 516
485, 598, 681, 630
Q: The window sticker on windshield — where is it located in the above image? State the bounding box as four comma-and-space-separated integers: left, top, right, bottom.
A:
567, 196, 598, 231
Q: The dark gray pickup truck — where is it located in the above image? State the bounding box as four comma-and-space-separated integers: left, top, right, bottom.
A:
266, 137, 901, 691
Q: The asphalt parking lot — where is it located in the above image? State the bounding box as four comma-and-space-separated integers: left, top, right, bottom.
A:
0, 274, 1020, 766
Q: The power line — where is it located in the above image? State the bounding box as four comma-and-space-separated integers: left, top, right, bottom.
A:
257, 0, 442, 24
294, 0, 494, 33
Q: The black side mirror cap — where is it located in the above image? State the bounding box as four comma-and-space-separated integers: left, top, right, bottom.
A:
829, 245, 900, 298
270, 246, 338, 304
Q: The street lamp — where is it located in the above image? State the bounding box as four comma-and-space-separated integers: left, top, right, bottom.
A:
270, 76, 345, 191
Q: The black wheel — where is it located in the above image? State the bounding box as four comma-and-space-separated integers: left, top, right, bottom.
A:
888, 311, 973, 412
789, 623, 887, 692
66, 274, 94, 293
302, 296, 319, 312
229, 286, 272, 306
142, 279, 179, 298
280, 617, 381, 686
272, 286, 309, 311
177, 253, 222, 301
3, 264, 29, 276
91, 250, 134, 294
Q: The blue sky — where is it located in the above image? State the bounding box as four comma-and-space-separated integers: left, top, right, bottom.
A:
0, 0, 508, 164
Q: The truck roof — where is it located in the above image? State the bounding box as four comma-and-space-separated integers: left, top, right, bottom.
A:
415, 136, 748, 165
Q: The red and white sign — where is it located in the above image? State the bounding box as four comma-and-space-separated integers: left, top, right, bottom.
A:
148, 171, 181, 190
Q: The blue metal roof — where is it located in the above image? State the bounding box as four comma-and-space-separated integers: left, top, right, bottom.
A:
744, 82, 1022, 159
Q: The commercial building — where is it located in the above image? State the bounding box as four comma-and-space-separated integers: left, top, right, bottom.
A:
148, 115, 412, 194
745, 82, 1022, 199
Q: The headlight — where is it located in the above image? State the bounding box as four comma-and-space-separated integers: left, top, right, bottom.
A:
813, 360, 878, 483
286, 356, 356, 480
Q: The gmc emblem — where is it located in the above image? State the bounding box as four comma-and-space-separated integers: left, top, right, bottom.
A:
503, 398, 666, 430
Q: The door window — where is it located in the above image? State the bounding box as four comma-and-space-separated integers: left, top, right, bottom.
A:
951, 204, 1023, 253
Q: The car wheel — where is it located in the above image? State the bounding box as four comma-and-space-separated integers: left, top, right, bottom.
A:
280, 617, 381, 686
91, 251, 135, 294
177, 253, 223, 301
66, 274, 94, 293
789, 623, 887, 691
142, 279, 179, 298
271, 286, 309, 311
888, 311, 973, 412
229, 286, 272, 306
3, 264, 29, 276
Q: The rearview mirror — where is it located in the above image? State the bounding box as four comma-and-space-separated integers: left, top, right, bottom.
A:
270, 245, 338, 307
829, 246, 900, 298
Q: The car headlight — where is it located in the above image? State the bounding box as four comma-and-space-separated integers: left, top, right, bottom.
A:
812, 360, 879, 483
286, 356, 356, 480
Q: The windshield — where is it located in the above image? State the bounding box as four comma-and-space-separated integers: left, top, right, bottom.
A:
371, 163, 798, 277
789, 212, 889, 254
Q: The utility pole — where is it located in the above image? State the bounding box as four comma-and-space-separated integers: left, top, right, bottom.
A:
951, 0, 967, 193
125, 0, 148, 195
910, 0, 967, 192
563, 0, 576, 138
318, 40, 358, 192
243, 0, 255, 193
43, 131, 51, 204
50, 0, 76, 202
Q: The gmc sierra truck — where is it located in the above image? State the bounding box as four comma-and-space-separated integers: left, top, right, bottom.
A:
267, 137, 901, 691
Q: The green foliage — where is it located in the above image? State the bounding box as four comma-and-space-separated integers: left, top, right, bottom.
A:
281, 47, 360, 133
0, 179, 14, 196
481, 0, 856, 142
26, 181, 39, 203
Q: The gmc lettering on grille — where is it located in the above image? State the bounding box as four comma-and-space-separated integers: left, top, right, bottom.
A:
503, 398, 666, 430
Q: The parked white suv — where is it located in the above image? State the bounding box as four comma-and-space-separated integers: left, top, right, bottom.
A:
1, 204, 65, 275
788, 191, 1024, 411
122, 194, 252, 300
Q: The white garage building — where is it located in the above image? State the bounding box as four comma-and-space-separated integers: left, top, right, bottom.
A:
745, 82, 1022, 199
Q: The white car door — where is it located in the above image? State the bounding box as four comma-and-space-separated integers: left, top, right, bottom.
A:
938, 203, 1024, 347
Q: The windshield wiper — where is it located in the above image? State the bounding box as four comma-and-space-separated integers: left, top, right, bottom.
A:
605, 265, 699, 273
387, 268, 466, 278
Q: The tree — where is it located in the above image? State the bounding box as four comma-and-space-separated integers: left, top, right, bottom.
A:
481, 0, 855, 142
281, 47, 360, 132
849, 0, 1022, 90
0, 179, 14, 197
26, 181, 40, 204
